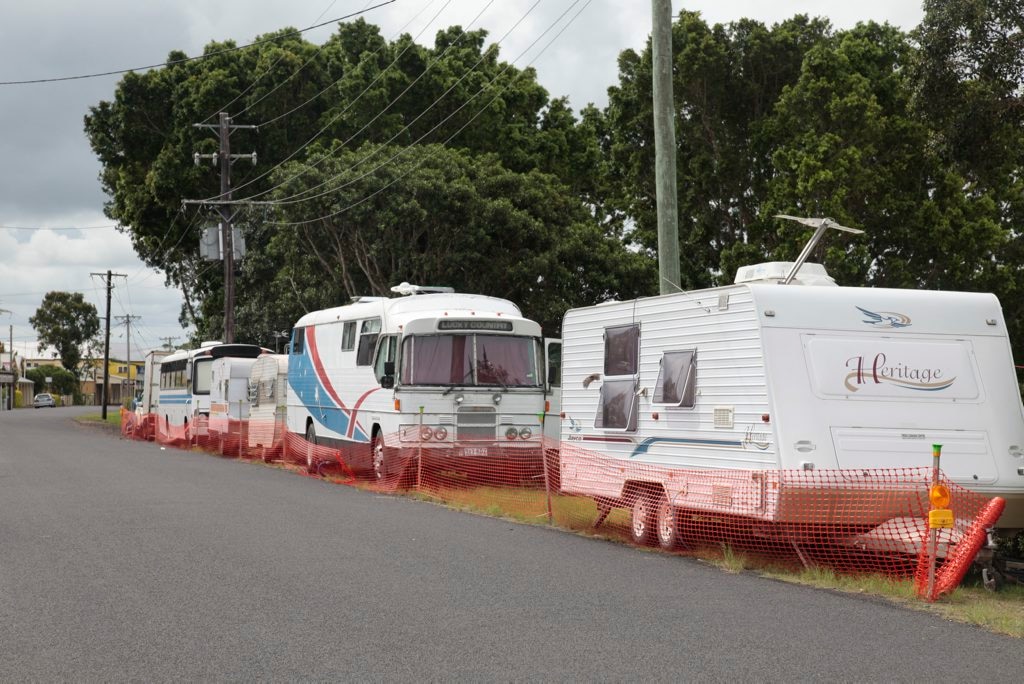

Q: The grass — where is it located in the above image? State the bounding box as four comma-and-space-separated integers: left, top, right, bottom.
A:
75, 410, 122, 428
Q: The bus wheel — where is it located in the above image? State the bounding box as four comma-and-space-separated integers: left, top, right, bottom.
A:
630, 492, 657, 547
372, 432, 386, 481
305, 423, 318, 474
656, 497, 680, 550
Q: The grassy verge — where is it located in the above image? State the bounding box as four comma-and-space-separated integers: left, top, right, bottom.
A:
368, 480, 1024, 638
75, 411, 122, 428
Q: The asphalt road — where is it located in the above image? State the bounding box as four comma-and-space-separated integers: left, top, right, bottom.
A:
0, 406, 1020, 681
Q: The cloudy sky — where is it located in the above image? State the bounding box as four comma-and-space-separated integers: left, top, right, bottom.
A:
0, 0, 924, 362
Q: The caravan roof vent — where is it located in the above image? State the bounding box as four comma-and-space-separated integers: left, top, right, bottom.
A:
390, 282, 456, 296
734, 262, 837, 287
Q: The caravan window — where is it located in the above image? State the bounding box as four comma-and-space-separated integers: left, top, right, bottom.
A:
342, 322, 357, 351
596, 378, 638, 430
654, 350, 696, 407
604, 324, 639, 376
356, 318, 382, 366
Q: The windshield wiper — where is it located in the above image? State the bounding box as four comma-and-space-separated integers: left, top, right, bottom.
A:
441, 368, 474, 395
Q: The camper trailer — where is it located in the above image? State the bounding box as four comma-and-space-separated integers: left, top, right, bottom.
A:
287, 284, 550, 479
558, 260, 1024, 546
136, 349, 170, 416
208, 353, 260, 447
247, 353, 289, 460
158, 342, 266, 436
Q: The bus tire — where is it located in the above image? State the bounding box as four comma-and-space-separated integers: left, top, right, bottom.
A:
305, 422, 318, 474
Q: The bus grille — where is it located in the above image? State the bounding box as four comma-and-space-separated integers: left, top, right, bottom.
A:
457, 406, 496, 441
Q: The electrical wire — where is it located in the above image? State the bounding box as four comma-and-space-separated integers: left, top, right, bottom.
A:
270, 0, 591, 224
0, 2, 396, 86
202, 0, 459, 203
200, 0, 344, 123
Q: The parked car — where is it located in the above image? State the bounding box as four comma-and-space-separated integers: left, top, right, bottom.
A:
33, 393, 55, 409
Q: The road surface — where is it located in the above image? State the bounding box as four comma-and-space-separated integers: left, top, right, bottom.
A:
0, 406, 1020, 680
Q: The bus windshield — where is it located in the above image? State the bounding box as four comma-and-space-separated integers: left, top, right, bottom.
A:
401, 334, 539, 388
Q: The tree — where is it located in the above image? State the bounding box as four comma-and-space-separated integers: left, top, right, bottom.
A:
265, 142, 652, 335
29, 292, 100, 379
25, 365, 77, 397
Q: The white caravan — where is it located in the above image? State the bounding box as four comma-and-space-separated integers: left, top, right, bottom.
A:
247, 353, 289, 459
208, 354, 260, 439
287, 284, 549, 479
558, 261, 1024, 546
157, 342, 265, 435
136, 349, 170, 416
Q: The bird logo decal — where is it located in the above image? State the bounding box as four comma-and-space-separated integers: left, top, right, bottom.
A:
856, 306, 911, 328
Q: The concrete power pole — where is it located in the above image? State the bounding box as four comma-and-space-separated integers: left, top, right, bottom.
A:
115, 314, 142, 400
92, 270, 127, 420
652, 0, 681, 295
186, 112, 257, 344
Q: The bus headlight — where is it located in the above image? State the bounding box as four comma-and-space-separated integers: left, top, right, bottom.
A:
420, 426, 435, 441
434, 426, 448, 441
519, 427, 532, 440
505, 427, 519, 440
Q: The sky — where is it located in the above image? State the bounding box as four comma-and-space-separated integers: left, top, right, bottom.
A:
0, 0, 925, 363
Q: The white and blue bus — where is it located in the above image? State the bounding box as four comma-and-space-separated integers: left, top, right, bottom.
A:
158, 342, 266, 435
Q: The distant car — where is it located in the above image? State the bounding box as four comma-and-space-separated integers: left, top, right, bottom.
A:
33, 393, 56, 409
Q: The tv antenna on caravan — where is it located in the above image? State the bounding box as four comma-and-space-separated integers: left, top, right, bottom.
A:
774, 215, 864, 285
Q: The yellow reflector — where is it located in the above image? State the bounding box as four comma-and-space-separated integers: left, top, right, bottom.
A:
394, 399, 401, 411
929, 484, 951, 509
929, 508, 954, 529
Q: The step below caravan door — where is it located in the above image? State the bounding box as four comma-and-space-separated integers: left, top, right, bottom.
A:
830, 427, 997, 484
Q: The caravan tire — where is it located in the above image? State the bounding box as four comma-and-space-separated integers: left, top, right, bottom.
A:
305, 423, 318, 474
630, 492, 657, 547
656, 497, 681, 550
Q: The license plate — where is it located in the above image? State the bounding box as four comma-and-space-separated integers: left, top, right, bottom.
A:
460, 446, 488, 457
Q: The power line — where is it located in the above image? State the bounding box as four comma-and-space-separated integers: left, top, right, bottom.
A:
269, 0, 593, 225
0, 2, 396, 86
0, 224, 120, 232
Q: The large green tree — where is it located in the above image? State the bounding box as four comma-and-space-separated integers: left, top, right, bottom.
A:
262, 142, 651, 335
28, 292, 101, 378
84, 20, 609, 343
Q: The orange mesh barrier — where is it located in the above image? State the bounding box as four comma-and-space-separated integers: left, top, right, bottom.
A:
123, 413, 1002, 595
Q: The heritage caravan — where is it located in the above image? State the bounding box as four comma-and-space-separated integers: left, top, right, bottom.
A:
287, 284, 551, 479
558, 261, 1024, 545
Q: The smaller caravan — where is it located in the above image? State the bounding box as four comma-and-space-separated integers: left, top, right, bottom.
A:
208, 353, 261, 448
247, 353, 289, 460
158, 342, 266, 436
287, 283, 551, 480
558, 219, 1024, 549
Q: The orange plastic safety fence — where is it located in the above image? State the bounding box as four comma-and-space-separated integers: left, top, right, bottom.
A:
122, 412, 1001, 593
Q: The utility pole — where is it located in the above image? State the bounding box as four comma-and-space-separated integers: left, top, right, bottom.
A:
159, 336, 179, 351
115, 314, 142, 400
91, 271, 127, 420
184, 112, 258, 344
652, 0, 681, 294
0, 307, 10, 411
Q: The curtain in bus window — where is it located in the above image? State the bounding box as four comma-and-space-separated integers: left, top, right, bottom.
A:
654, 350, 696, 407
403, 336, 471, 384
604, 324, 639, 376
475, 335, 536, 386
595, 378, 638, 430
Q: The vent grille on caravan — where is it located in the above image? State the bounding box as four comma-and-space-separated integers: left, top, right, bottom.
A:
714, 406, 735, 429
733, 262, 837, 287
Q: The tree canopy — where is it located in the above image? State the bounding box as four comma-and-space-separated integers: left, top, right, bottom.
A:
84, 5, 1024, 360
28, 291, 100, 378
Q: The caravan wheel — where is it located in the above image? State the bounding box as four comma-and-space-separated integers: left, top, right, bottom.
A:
656, 498, 681, 550
305, 423, 318, 474
630, 493, 657, 546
